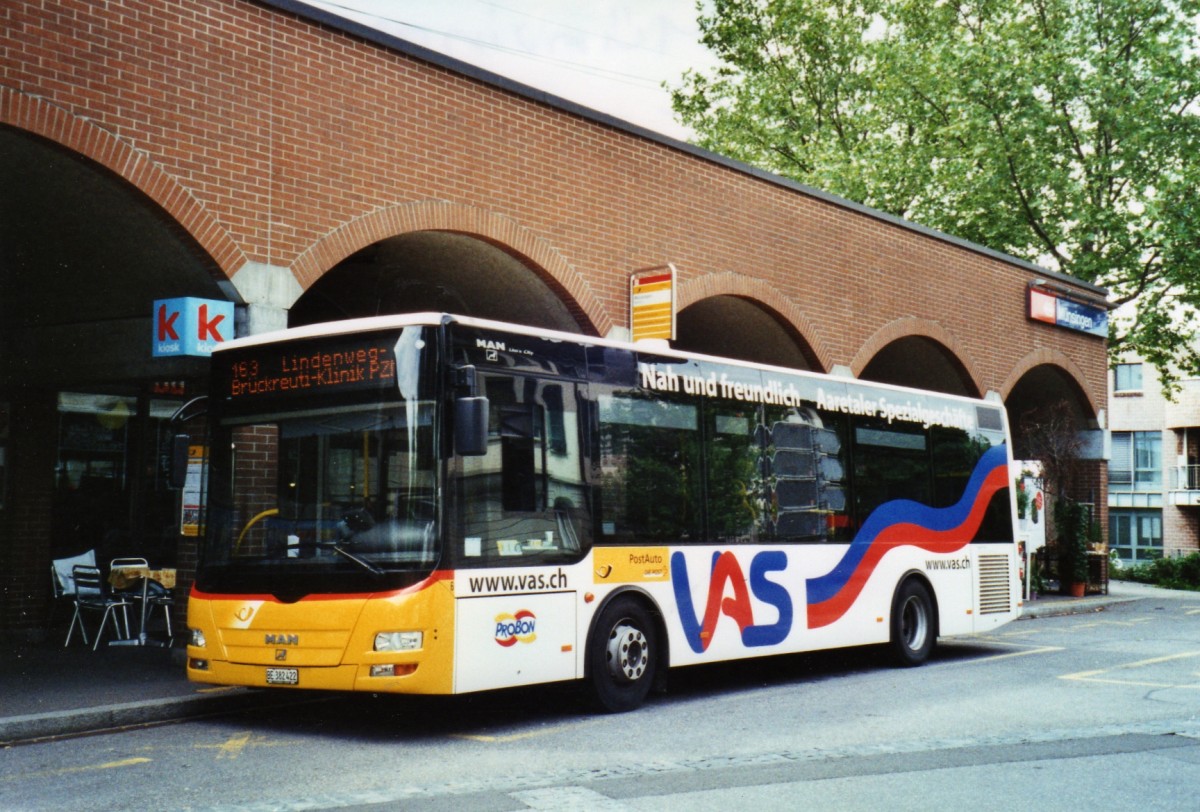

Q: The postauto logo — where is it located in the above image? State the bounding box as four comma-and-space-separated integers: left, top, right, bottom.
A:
494, 610, 537, 647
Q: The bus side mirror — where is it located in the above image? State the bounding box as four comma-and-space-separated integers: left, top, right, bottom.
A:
169, 434, 191, 489
455, 397, 489, 456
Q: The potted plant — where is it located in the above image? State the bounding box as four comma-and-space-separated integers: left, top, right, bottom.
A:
1055, 499, 1089, 597
1029, 556, 1045, 600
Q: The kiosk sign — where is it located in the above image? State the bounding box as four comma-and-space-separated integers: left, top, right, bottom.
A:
153, 297, 234, 357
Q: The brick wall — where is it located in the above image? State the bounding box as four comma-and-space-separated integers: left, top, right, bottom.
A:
1, 0, 1108, 406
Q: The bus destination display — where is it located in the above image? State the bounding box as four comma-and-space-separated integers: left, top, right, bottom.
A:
221, 336, 398, 401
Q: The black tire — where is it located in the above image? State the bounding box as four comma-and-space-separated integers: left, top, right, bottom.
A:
890, 578, 936, 667
586, 595, 658, 713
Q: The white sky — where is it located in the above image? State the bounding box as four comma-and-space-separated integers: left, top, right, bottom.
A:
298, 0, 717, 140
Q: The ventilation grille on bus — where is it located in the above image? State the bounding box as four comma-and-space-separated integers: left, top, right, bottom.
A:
978, 554, 1012, 615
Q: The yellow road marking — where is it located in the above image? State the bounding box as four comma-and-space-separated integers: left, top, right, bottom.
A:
1061, 650, 1200, 688
2, 757, 151, 782
971, 645, 1064, 663
194, 730, 277, 760
218, 730, 252, 759
1067, 618, 1152, 630
942, 642, 1063, 665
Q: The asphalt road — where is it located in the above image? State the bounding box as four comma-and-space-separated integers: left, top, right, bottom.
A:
3, 593, 1199, 811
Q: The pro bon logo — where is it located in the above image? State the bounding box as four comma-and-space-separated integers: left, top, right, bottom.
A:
494, 610, 537, 647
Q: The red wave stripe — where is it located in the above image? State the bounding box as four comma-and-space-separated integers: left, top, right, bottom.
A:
806, 465, 1008, 629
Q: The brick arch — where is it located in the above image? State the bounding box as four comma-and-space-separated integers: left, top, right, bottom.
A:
1001, 348, 1100, 418
676, 272, 836, 372
851, 316, 985, 396
1, 89, 248, 280
290, 200, 611, 336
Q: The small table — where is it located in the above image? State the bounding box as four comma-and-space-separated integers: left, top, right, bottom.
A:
108, 566, 177, 647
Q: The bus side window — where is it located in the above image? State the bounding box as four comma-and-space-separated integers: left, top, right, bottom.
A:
456, 374, 589, 563
853, 419, 931, 523
595, 387, 702, 543
706, 402, 759, 542
764, 408, 850, 542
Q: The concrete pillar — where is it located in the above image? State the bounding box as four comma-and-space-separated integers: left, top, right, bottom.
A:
229, 262, 303, 336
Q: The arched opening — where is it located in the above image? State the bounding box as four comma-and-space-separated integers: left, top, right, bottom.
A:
288, 231, 583, 333
0, 126, 229, 567
859, 336, 979, 397
674, 296, 820, 370
1006, 362, 1104, 595
1007, 364, 1098, 461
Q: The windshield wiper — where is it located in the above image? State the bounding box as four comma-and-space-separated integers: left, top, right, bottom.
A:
318, 541, 385, 576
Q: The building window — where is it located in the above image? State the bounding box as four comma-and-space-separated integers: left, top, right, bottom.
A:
1110, 509, 1163, 562
1109, 431, 1161, 490
1113, 363, 1143, 393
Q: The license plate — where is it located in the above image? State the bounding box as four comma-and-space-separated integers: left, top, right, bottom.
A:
266, 667, 299, 685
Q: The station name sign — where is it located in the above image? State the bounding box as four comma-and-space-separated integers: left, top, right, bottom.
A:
1027, 284, 1107, 338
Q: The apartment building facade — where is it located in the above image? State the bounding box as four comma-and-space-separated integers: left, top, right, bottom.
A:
1109, 356, 1200, 562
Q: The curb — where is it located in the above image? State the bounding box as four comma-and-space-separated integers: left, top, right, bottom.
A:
0, 688, 268, 746
1019, 594, 1139, 620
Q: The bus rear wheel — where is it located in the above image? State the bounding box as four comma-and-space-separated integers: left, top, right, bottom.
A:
587, 596, 658, 713
890, 579, 935, 667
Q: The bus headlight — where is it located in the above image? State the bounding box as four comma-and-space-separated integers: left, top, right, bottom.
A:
375, 631, 422, 652
190, 628, 207, 648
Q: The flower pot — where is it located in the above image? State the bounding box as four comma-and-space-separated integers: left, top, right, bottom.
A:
1069, 581, 1086, 598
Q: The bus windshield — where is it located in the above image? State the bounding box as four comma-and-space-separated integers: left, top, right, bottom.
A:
197, 326, 441, 595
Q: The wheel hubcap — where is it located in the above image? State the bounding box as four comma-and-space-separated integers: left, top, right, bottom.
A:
606, 622, 648, 682
902, 597, 928, 650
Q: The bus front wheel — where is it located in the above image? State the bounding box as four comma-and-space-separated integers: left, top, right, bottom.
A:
890, 579, 936, 667
587, 596, 658, 713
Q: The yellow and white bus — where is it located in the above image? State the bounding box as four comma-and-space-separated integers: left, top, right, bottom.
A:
186, 313, 1021, 711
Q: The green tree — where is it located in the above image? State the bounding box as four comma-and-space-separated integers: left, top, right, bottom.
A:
672, 0, 1200, 384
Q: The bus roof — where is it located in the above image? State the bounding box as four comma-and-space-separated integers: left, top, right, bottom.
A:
216, 312, 1002, 410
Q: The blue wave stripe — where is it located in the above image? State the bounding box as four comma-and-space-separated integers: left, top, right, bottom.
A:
806, 444, 1008, 605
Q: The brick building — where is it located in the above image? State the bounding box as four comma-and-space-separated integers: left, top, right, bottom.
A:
0, 0, 1109, 639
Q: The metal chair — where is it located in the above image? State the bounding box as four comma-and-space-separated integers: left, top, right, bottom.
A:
109, 557, 174, 643
144, 580, 175, 642
65, 565, 133, 650
108, 557, 148, 603
49, 549, 97, 631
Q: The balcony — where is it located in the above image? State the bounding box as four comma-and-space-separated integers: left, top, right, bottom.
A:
1168, 464, 1200, 507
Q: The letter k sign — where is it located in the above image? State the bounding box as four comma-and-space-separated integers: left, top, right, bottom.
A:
198, 304, 226, 341
158, 303, 180, 341
152, 297, 235, 357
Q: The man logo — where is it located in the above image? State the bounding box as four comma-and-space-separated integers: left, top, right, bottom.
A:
265, 633, 299, 646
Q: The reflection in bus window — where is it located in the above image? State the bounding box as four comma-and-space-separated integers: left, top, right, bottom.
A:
763, 407, 850, 542
706, 403, 758, 542
853, 419, 932, 522
222, 402, 439, 568
454, 375, 587, 564
597, 390, 703, 543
